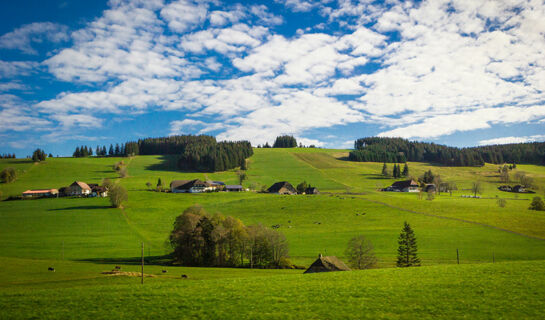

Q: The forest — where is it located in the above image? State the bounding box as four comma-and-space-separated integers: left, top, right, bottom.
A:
72, 135, 253, 172
349, 137, 545, 166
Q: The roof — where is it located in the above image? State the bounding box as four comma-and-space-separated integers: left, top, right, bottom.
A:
267, 181, 296, 193
305, 187, 319, 193
170, 179, 211, 190
22, 189, 58, 194
391, 179, 419, 189
226, 185, 243, 189
70, 181, 91, 191
304, 255, 351, 274
92, 186, 108, 192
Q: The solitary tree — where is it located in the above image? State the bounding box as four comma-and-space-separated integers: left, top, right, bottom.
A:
382, 163, 388, 177
471, 181, 483, 197
529, 197, 545, 211
146, 182, 152, 190
345, 235, 377, 269
109, 184, 128, 208
237, 170, 247, 185
157, 178, 163, 191
500, 165, 510, 183
396, 222, 420, 267
497, 198, 507, 208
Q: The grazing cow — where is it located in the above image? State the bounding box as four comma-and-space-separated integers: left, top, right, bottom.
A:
162, 270, 167, 273
115, 266, 121, 270
181, 274, 188, 279
48, 267, 55, 272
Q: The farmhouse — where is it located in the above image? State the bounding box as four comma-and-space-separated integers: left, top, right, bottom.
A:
91, 185, 108, 197
66, 181, 92, 196
170, 179, 219, 193
22, 189, 58, 198
225, 185, 244, 192
267, 181, 297, 195
305, 187, 319, 194
304, 254, 351, 274
383, 179, 419, 192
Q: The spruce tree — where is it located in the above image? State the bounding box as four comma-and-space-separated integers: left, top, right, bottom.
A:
402, 163, 409, 177
382, 162, 388, 177
396, 222, 420, 267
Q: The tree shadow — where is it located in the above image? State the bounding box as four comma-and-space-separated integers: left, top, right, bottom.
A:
48, 205, 113, 211
361, 174, 392, 180
145, 155, 181, 172
79, 254, 174, 266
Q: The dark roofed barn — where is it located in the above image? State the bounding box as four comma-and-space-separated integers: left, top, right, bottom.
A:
305, 187, 319, 195
267, 181, 297, 195
304, 254, 351, 274
385, 179, 419, 192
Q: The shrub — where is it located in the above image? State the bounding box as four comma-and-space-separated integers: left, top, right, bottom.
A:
497, 198, 507, 208
0, 168, 16, 183
109, 184, 128, 208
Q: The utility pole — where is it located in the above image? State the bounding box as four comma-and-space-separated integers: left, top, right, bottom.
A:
141, 242, 144, 285
456, 248, 459, 264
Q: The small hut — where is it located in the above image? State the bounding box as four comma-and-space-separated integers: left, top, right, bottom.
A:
304, 254, 351, 274
267, 181, 297, 195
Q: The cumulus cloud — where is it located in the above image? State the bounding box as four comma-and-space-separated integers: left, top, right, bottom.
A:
0, 22, 69, 54
479, 135, 545, 146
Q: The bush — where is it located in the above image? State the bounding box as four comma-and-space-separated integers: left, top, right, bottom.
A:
109, 184, 128, 208
497, 198, 507, 208
0, 168, 16, 183
529, 197, 545, 211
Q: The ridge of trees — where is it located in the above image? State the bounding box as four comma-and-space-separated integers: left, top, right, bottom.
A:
349, 137, 545, 166
272, 135, 297, 148
71, 135, 253, 172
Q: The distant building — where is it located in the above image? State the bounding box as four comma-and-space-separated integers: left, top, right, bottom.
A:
305, 187, 320, 195
91, 185, 108, 197
170, 179, 218, 193
424, 184, 436, 193
267, 181, 297, 195
22, 189, 58, 198
304, 254, 351, 274
66, 181, 92, 196
383, 180, 419, 192
225, 185, 244, 192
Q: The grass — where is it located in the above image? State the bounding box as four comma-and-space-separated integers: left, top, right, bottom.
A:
0, 149, 544, 318
1, 260, 544, 319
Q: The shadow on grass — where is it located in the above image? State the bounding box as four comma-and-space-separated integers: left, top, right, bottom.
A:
80, 254, 175, 266
48, 205, 113, 211
144, 155, 210, 173
361, 174, 392, 180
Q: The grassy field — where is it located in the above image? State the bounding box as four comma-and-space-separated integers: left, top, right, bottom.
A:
1, 148, 544, 318
1, 260, 544, 319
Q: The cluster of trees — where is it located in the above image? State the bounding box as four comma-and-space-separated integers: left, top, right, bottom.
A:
529, 197, 545, 211
74, 143, 135, 158
113, 161, 128, 178
381, 163, 409, 178
1, 168, 16, 183
31, 149, 46, 162
477, 142, 545, 165
0, 154, 16, 159
73, 146, 94, 157
170, 205, 290, 268
345, 222, 420, 269
272, 135, 297, 148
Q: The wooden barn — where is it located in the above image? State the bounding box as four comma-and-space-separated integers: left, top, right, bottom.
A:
66, 181, 92, 196
304, 254, 351, 274
267, 181, 297, 195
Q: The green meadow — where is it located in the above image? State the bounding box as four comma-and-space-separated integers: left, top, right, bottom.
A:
1, 148, 544, 318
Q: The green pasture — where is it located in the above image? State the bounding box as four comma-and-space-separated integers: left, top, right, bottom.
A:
1, 260, 544, 319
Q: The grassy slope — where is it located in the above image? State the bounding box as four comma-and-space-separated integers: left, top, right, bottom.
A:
1, 260, 544, 319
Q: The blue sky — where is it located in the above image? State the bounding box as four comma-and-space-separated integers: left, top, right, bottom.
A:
1, 0, 544, 157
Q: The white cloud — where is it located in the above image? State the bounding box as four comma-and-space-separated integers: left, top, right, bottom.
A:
169, 118, 205, 135
0, 22, 68, 54
160, 0, 208, 33
479, 135, 545, 146
0, 60, 38, 78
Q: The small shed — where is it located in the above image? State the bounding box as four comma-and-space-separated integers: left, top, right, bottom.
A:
267, 181, 297, 195
304, 254, 351, 274
226, 185, 244, 192
22, 189, 58, 198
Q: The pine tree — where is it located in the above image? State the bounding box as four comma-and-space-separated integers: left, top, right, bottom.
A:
382, 162, 388, 177
402, 163, 409, 177
109, 144, 114, 156
396, 222, 420, 267
157, 178, 163, 190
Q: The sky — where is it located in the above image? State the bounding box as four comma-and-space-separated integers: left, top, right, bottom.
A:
0, 0, 544, 157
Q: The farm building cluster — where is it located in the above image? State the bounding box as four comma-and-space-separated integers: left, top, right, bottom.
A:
382, 179, 436, 193
22, 181, 108, 199
170, 179, 245, 193
498, 185, 534, 194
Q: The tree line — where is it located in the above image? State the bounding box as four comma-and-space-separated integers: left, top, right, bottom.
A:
170, 205, 290, 268
349, 137, 545, 166
0, 154, 16, 159
71, 135, 253, 172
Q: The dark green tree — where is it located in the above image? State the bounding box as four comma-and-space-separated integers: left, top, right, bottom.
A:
402, 163, 409, 177
396, 222, 420, 267
0, 167, 16, 183
272, 135, 297, 148
382, 162, 388, 177
529, 197, 545, 211
296, 181, 308, 194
